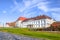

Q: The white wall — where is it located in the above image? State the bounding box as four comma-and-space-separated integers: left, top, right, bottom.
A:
45, 19, 56, 28
16, 21, 22, 27
15, 18, 56, 28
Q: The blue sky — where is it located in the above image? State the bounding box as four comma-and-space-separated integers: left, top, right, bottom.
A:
0, 0, 60, 23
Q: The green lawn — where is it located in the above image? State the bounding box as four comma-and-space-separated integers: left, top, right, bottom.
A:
0, 28, 60, 40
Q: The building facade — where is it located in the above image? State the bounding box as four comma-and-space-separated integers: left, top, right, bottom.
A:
15, 15, 56, 28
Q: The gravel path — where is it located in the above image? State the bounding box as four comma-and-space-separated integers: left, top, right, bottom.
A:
0, 32, 47, 40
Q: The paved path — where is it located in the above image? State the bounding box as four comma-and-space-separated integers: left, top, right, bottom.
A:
0, 32, 47, 40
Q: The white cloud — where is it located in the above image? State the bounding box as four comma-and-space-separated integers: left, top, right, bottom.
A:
51, 13, 60, 21
2, 10, 7, 14
8, 0, 60, 21
50, 8, 60, 13
24, 1, 31, 7
50, 8, 60, 21
10, 0, 23, 13
37, 2, 50, 12
10, 0, 18, 13
9, 0, 60, 21
11, 0, 49, 13
22, 0, 49, 14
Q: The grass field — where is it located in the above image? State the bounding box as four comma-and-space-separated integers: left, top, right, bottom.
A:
0, 28, 60, 40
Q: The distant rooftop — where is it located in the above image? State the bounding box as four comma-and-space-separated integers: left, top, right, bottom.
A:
22, 15, 52, 22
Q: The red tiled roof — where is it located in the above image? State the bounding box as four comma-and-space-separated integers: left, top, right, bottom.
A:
22, 15, 52, 22
35, 15, 52, 19
6, 22, 16, 27
17, 16, 27, 21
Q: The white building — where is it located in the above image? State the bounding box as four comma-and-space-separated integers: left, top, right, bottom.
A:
16, 15, 56, 28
